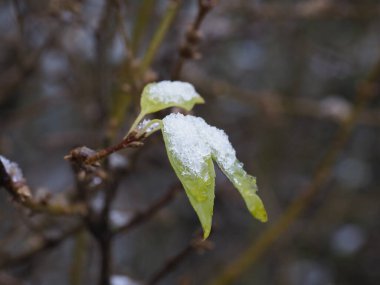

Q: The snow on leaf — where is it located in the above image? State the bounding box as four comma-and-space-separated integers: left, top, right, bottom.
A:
162, 113, 267, 238
140, 81, 204, 115
162, 114, 215, 238
136, 119, 162, 135
0, 155, 25, 184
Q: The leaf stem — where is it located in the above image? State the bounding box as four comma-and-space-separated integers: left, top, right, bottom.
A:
126, 111, 146, 137
139, 119, 162, 136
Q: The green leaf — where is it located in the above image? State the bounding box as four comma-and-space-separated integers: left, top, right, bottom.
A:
140, 81, 204, 115
161, 113, 267, 239
161, 117, 215, 239
216, 160, 267, 222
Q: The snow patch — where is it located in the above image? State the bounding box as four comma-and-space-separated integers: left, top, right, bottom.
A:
0, 155, 24, 183
137, 119, 161, 133
162, 113, 237, 179
148, 81, 200, 104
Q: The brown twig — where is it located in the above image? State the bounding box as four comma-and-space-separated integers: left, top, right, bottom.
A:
86, 135, 143, 165
64, 133, 143, 166
0, 157, 86, 216
93, 0, 116, 124
69, 230, 88, 285
147, 234, 213, 285
113, 185, 181, 236
171, 0, 217, 80
0, 224, 83, 269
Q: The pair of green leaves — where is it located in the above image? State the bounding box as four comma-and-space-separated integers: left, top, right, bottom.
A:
134, 81, 267, 238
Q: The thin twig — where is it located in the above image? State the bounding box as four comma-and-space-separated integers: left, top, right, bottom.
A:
85, 135, 143, 165
69, 230, 88, 285
131, 0, 156, 54
64, 133, 143, 166
113, 0, 133, 58
0, 158, 86, 216
147, 234, 213, 285
113, 185, 180, 236
0, 224, 83, 269
171, 0, 217, 80
94, 0, 115, 123
139, 0, 180, 75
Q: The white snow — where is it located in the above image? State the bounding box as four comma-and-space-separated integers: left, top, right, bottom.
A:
0, 155, 24, 183
162, 113, 238, 179
137, 119, 160, 133
148, 81, 201, 104
110, 210, 132, 227
111, 275, 140, 285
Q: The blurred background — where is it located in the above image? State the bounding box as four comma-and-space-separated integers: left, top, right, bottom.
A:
1, 0, 380, 284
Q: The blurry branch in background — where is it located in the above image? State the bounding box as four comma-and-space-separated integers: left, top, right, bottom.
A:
0, 4, 61, 109
107, 0, 180, 141
69, 230, 88, 285
171, 0, 217, 80
230, 1, 380, 20
147, 233, 214, 285
0, 0, 222, 283
113, 184, 180, 236
0, 43, 48, 103
131, 0, 156, 55
0, 272, 24, 285
0, 223, 83, 269
11, 0, 25, 37
139, 0, 181, 76
187, 71, 380, 127
208, 58, 380, 285
0, 157, 86, 216
94, 0, 115, 121
0, 182, 180, 271
113, 0, 133, 58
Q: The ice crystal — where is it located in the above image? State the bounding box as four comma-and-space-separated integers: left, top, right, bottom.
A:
137, 119, 161, 133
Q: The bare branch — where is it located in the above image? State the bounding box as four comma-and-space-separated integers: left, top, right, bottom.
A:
0, 156, 86, 216
113, 185, 180, 236
0, 224, 83, 269
171, 0, 217, 80
147, 234, 213, 285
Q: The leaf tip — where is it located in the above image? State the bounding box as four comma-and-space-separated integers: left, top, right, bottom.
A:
250, 195, 268, 223
196, 96, 205, 104
202, 228, 211, 239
